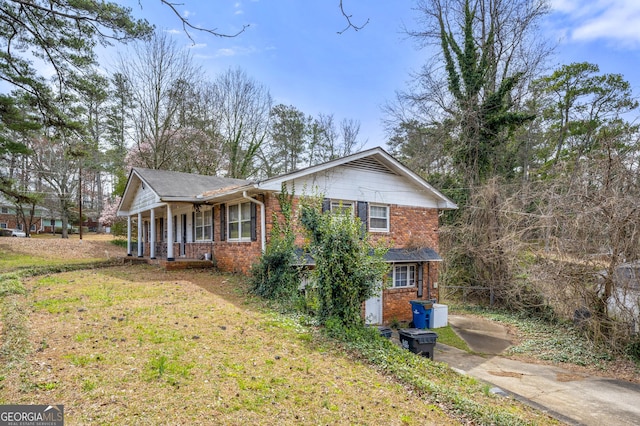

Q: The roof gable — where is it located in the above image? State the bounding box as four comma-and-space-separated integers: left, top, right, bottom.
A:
118, 168, 249, 215
257, 147, 457, 209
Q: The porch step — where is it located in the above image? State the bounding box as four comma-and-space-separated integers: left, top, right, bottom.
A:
159, 259, 215, 271
120, 257, 214, 271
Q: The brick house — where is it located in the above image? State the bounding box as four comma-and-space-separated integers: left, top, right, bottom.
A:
117, 147, 457, 324
0, 196, 49, 234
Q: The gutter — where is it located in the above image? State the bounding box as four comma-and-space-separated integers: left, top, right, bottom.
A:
243, 191, 266, 253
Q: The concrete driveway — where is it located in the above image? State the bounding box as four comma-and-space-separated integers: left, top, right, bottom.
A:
435, 315, 640, 426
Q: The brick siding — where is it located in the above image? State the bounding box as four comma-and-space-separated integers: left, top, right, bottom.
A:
161, 195, 443, 324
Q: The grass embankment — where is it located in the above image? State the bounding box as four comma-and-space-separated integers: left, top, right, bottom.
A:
0, 240, 558, 425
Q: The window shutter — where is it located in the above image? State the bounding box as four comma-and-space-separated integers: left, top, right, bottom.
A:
322, 198, 331, 213
220, 204, 226, 241
250, 202, 257, 241
357, 201, 368, 227
357, 201, 368, 237
211, 207, 215, 241
191, 212, 195, 241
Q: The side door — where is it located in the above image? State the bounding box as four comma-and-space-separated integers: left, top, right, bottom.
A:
365, 287, 383, 325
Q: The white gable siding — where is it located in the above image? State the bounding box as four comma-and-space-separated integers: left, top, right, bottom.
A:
281, 165, 441, 208
129, 182, 161, 213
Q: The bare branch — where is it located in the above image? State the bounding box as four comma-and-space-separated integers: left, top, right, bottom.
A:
337, 0, 369, 35
160, 1, 249, 42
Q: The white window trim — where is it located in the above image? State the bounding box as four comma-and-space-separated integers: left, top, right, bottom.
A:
227, 202, 252, 242
330, 200, 354, 216
194, 209, 213, 242
369, 204, 389, 232
390, 264, 416, 288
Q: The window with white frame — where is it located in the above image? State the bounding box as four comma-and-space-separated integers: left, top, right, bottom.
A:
1, 207, 7, 213
331, 200, 354, 216
195, 209, 212, 241
389, 264, 416, 288
0, 223, 6, 229
369, 204, 389, 232
228, 202, 251, 241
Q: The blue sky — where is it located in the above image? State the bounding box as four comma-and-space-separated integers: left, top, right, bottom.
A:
116, 1, 640, 149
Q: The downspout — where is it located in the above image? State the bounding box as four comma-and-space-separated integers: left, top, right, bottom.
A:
243, 191, 266, 253
427, 262, 431, 300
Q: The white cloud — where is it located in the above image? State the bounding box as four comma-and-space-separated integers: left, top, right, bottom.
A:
189, 43, 207, 49
165, 29, 181, 35
216, 48, 237, 57
183, 10, 192, 18
214, 46, 257, 58
551, 0, 640, 47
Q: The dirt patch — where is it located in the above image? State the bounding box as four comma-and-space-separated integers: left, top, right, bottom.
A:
556, 372, 587, 382
488, 370, 525, 378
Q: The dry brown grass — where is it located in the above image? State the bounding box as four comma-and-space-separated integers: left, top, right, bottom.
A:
1, 233, 127, 262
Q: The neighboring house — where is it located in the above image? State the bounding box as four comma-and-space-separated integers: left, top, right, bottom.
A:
0, 196, 47, 234
117, 147, 457, 325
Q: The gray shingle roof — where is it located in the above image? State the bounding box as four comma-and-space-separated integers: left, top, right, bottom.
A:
133, 168, 249, 198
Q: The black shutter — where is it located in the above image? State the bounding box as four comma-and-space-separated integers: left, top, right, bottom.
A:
220, 204, 226, 241
322, 198, 331, 213
357, 201, 368, 238
250, 202, 257, 241
191, 212, 195, 242
211, 207, 215, 241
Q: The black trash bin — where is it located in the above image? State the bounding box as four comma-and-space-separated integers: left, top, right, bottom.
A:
398, 328, 438, 360
377, 326, 393, 339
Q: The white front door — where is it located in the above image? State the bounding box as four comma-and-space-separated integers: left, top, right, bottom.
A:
365, 289, 383, 325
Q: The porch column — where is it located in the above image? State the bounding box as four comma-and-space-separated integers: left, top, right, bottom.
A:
150, 208, 156, 259
166, 204, 174, 261
137, 212, 143, 257
127, 216, 132, 256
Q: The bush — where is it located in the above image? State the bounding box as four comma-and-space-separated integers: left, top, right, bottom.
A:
625, 337, 640, 362
249, 183, 301, 308
300, 196, 389, 328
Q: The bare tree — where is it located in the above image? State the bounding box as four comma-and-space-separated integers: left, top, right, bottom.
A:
116, 31, 201, 171
214, 68, 272, 179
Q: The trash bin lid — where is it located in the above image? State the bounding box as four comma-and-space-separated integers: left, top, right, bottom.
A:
410, 299, 433, 306
399, 328, 438, 342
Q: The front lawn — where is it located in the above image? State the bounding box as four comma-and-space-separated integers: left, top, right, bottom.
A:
0, 264, 558, 425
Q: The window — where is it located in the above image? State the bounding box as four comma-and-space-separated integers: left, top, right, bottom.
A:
0, 223, 6, 229
0, 207, 7, 214
390, 264, 416, 288
195, 209, 212, 241
369, 205, 389, 232
331, 200, 354, 216
228, 202, 251, 241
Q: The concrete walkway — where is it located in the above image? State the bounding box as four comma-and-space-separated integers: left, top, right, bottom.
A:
435, 315, 640, 426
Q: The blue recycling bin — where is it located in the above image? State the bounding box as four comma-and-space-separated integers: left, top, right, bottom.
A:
410, 300, 433, 329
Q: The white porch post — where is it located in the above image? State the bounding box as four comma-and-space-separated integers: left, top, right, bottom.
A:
166, 204, 174, 261
127, 216, 132, 256
137, 212, 143, 257
150, 208, 156, 259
